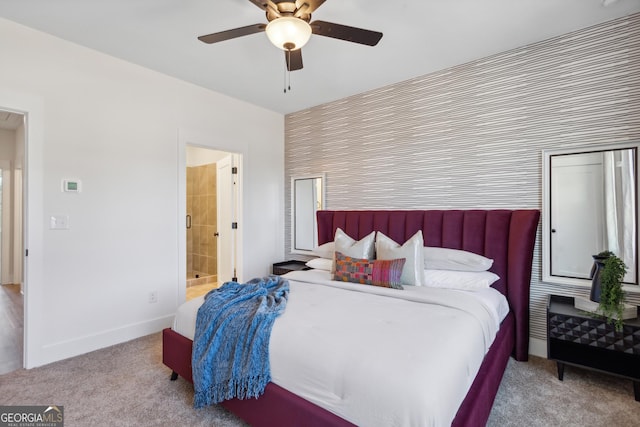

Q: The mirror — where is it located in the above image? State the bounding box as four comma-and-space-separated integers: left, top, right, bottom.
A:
542, 143, 639, 288
291, 174, 325, 254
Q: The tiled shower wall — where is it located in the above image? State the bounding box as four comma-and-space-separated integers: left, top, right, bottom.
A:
284, 13, 640, 342
187, 164, 217, 279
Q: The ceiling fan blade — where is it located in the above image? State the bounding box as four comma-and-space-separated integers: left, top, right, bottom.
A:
247, 0, 269, 11
311, 20, 383, 46
285, 48, 303, 71
198, 24, 266, 44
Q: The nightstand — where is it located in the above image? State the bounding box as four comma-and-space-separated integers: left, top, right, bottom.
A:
547, 294, 640, 401
272, 260, 311, 276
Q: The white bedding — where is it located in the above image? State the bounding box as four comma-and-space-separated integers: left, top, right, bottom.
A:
173, 269, 508, 427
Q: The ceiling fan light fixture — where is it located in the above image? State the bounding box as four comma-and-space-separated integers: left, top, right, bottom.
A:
265, 17, 312, 50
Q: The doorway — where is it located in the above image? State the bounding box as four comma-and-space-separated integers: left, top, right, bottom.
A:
185, 145, 240, 300
0, 109, 25, 374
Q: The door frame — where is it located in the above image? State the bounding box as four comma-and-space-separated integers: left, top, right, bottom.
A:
215, 153, 236, 283
0, 90, 45, 369
177, 131, 243, 305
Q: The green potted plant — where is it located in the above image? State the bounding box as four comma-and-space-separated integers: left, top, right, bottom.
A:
592, 250, 627, 331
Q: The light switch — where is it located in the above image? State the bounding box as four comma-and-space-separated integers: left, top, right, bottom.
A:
50, 215, 70, 230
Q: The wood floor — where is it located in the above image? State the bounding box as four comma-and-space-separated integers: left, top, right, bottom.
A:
186, 282, 219, 300
0, 284, 23, 375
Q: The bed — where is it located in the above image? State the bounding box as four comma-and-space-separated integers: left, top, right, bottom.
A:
162, 209, 540, 426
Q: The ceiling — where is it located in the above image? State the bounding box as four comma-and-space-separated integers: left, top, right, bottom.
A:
1, 0, 639, 115
0, 111, 23, 130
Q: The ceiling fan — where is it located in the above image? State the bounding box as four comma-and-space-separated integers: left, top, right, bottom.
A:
197, 0, 383, 71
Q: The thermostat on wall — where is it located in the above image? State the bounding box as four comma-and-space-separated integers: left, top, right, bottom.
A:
62, 179, 82, 193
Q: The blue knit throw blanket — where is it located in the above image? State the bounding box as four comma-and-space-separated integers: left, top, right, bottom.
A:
192, 275, 289, 408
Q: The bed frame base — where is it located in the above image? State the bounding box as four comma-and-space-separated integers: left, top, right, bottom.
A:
163, 313, 513, 427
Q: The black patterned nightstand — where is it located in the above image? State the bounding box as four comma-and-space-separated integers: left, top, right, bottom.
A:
547, 294, 640, 401
272, 260, 311, 276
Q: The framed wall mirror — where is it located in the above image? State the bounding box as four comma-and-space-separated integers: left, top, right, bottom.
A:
291, 174, 325, 255
542, 142, 639, 289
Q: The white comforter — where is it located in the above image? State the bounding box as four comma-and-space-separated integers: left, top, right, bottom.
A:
173, 269, 506, 427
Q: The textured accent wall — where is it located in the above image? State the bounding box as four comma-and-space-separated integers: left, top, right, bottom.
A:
285, 13, 640, 341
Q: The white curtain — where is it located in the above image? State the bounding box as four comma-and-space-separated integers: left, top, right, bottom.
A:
603, 150, 636, 282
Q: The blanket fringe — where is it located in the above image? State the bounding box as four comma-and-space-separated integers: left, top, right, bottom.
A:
194, 374, 271, 408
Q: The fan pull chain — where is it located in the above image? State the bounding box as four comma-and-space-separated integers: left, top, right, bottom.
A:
284, 49, 292, 94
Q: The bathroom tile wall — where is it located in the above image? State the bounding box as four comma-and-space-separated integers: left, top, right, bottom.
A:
187, 163, 217, 279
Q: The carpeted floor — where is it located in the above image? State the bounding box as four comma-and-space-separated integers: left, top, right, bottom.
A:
487, 355, 637, 426
0, 332, 637, 426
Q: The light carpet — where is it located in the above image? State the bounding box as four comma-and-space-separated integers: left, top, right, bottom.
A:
0, 333, 637, 426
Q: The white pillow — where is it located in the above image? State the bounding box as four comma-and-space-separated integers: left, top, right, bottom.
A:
375, 231, 425, 286
423, 247, 493, 272
423, 269, 499, 290
332, 228, 376, 273
313, 241, 335, 259
305, 258, 332, 271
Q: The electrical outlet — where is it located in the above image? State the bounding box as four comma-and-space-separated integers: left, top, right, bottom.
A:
148, 291, 158, 304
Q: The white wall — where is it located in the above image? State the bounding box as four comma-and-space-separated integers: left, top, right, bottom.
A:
0, 17, 285, 367
186, 146, 229, 167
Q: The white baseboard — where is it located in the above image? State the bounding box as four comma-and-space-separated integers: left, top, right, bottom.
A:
529, 337, 547, 358
28, 315, 174, 368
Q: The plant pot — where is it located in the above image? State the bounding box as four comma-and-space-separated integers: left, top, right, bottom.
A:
590, 254, 610, 303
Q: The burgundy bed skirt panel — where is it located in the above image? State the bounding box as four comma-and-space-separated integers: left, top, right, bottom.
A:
162, 328, 193, 383
316, 209, 540, 361
451, 313, 514, 427
222, 382, 356, 427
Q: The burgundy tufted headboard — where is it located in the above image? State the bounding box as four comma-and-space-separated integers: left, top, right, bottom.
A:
316, 209, 540, 360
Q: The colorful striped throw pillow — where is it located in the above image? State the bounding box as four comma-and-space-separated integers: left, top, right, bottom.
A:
333, 251, 405, 289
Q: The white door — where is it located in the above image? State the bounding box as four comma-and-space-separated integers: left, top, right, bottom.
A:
551, 152, 605, 278
0, 165, 5, 283
0, 161, 22, 286
216, 155, 233, 283
0, 109, 26, 372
